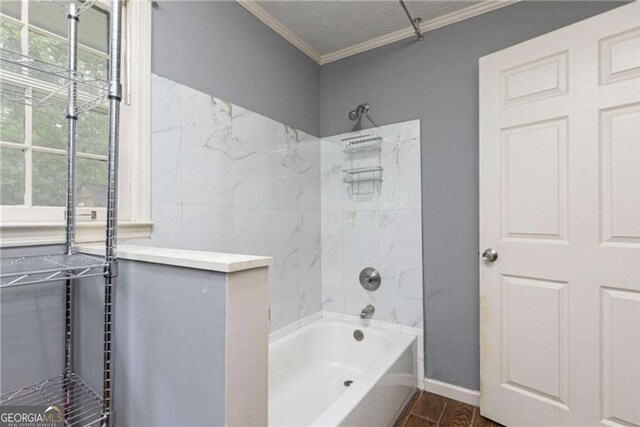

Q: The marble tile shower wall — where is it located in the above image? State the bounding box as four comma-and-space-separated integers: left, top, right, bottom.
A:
320, 121, 423, 328
148, 74, 321, 332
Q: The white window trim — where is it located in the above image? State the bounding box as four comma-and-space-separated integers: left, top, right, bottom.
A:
0, 0, 152, 247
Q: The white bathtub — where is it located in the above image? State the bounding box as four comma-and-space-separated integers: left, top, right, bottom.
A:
269, 317, 417, 427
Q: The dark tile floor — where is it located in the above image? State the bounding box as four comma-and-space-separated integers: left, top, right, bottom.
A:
394, 390, 504, 427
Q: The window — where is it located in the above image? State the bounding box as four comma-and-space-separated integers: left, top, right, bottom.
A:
0, 0, 151, 245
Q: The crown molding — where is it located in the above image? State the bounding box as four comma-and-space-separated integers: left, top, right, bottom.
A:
236, 0, 322, 64
321, 0, 519, 64
236, 0, 519, 66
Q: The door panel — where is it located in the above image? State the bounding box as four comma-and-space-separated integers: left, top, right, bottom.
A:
600, 28, 640, 85
601, 104, 640, 243
480, 3, 640, 426
501, 118, 567, 240
601, 288, 640, 427
501, 52, 568, 107
501, 275, 568, 406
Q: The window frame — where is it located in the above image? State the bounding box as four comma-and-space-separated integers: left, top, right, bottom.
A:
0, 0, 152, 247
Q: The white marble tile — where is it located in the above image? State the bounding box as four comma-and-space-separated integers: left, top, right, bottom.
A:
270, 147, 300, 211
393, 296, 423, 328
379, 120, 421, 211
270, 295, 299, 333
181, 205, 233, 252
322, 287, 344, 313
298, 286, 321, 319
180, 86, 235, 208
321, 211, 343, 289
298, 132, 321, 212
181, 181, 234, 208
147, 204, 182, 249
151, 75, 182, 206
342, 210, 380, 292
268, 210, 300, 301
379, 209, 423, 298
231, 109, 272, 209
232, 208, 270, 257
320, 137, 343, 213
298, 211, 321, 293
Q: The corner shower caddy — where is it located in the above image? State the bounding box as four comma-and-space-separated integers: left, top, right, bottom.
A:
0, 1, 123, 426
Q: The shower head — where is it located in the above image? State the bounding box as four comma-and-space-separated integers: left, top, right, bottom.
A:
348, 103, 370, 121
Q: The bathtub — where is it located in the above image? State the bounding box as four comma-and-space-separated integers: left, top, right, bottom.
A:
269, 317, 417, 427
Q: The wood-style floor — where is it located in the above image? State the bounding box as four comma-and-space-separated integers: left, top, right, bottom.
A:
394, 390, 504, 427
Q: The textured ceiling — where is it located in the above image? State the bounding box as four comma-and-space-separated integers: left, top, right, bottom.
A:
255, 1, 480, 55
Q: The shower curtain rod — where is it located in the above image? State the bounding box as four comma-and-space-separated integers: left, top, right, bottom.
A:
399, 0, 424, 41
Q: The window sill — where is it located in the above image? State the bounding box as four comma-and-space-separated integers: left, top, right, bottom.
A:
0, 221, 153, 247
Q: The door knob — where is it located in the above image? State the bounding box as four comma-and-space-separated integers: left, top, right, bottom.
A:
482, 248, 498, 263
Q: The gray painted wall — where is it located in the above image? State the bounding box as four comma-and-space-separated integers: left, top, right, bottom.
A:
152, 0, 320, 136
78, 260, 227, 426
319, 1, 625, 389
0, 249, 227, 425
0, 245, 65, 391
75, 260, 227, 427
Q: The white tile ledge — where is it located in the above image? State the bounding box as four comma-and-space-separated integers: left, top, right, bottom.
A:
78, 244, 272, 273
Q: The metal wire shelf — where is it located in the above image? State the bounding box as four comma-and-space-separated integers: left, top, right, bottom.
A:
0, 48, 108, 114
0, 373, 105, 427
0, 254, 106, 288
343, 166, 384, 196
342, 136, 384, 154
43, 0, 103, 17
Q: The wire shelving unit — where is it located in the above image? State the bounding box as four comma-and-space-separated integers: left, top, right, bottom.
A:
0, 1, 123, 425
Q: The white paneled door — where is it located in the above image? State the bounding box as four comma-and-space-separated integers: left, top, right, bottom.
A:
479, 3, 640, 426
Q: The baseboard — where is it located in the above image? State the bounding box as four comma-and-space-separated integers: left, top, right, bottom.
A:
423, 378, 480, 407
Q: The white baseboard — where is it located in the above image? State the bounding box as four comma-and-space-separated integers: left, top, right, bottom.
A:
424, 378, 480, 407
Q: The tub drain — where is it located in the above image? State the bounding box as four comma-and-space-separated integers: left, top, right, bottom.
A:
344, 380, 353, 387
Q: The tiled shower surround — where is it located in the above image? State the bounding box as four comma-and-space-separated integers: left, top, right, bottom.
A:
148, 74, 321, 331
320, 121, 423, 328
146, 74, 422, 331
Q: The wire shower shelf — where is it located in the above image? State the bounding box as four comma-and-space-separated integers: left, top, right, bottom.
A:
0, 254, 107, 288
0, 48, 109, 113
342, 136, 383, 154
0, 373, 105, 427
342, 134, 384, 197
342, 166, 384, 196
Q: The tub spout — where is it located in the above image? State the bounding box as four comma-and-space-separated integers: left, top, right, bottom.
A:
360, 304, 375, 319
